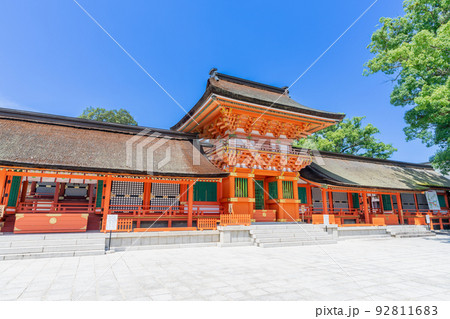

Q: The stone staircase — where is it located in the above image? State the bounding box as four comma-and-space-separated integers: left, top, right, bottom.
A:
386, 225, 435, 238
337, 226, 392, 240
0, 232, 106, 261
250, 224, 337, 248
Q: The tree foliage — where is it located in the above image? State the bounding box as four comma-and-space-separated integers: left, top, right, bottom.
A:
79, 107, 138, 125
364, 0, 450, 172
294, 117, 397, 159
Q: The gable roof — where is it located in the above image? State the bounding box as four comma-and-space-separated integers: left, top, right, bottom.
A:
299, 150, 450, 191
172, 71, 345, 130
0, 108, 227, 178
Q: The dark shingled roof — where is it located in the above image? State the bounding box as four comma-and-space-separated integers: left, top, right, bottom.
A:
300, 151, 450, 191
172, 72, 345, 130
0, 108, 227, 177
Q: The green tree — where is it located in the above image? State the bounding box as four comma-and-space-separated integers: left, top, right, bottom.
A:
79, 107, 138, 125
364, 0, 449, 172
294, 117, 397, 159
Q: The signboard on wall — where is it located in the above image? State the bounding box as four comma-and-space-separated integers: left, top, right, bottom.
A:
425, 191, 440, 211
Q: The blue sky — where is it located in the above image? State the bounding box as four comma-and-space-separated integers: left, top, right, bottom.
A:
0, 0, 436, 163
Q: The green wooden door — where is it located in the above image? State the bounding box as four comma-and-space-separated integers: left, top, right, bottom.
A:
7, 176, 22, 207
254, 180, 264, 210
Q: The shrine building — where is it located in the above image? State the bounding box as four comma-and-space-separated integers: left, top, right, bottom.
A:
0, 70, 449, 234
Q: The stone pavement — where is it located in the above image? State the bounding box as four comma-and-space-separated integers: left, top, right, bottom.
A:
1, 235, 450, 301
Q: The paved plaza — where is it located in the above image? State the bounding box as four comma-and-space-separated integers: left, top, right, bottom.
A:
1, 235, 450, 301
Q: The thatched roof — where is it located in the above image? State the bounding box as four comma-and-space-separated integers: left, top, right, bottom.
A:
0, 108, 226, 177
300, 151, 450, 191
172, 72, 345, 130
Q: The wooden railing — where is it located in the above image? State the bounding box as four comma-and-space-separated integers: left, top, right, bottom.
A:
16, 201, 96, 214
220, 214, 251, 226
116, 218, 133, 232
197, 218, 218, 230
109, 204, 223, 218
300, 206, 450, 227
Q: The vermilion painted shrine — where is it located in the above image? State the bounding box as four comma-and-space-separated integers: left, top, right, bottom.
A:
1, 70, 449, 234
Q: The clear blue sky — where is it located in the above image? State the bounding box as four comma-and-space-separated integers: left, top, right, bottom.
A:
0, 0, 436, 163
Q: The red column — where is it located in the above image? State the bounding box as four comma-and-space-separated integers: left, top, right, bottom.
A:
188, 181, 194, 227
247, 176, 254, 216
362, 192, 370, 223
396, 193, 404, 224
413, 193, 419, 211
0, 169, 6, 203
53, 182, 60, 205
101, 176, 112, 232
277, 177, 284, 221
20, 181, 29, 203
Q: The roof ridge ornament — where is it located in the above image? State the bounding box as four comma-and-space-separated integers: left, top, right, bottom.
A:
209, 68, 219, 81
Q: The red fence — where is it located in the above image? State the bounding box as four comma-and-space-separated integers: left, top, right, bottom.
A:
16, 201, 96, 214
300, 205, 450, 227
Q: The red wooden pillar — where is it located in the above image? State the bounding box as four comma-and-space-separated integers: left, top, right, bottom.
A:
0, 169, 6, 202
229, 176, 235, 198
347, 192, 353, 209
187, 181, 194, 227
101, 176, 112, 232
306, 184, 312, 207
54, 183, 60, 204
413, 193, 419, 211
277, 177, 284, 221
247, 176, 254, 216
87, 184, 94, 205
30, 181, 37, 194
20, 181, 29, 203
362, 192, 370, 223
217, 179, 223, 205
321, 188, 328, 215
378, 193, 384, 214
328, 191, 333, 212
396, 193, 404, 224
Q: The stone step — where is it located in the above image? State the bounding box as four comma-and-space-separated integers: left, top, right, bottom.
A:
0, 249, 105, 261
250, 229, 327, 235
254, 236, 334, 243
250, 231, 329, 238
0, 238, 104, 248
393, 233, 435, 238
338, 235, 392, 241
258, 240, 336, 248
0, 233, 105, 242
389, 230, 430, 234
0, 243, 105, 255
251, 224, 323, 230
112, 242, 217, 251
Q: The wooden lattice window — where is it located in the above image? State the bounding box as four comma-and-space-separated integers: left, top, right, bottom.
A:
268, 181, 278, 200
234, 178, 248, 198
282, 181, 294, 199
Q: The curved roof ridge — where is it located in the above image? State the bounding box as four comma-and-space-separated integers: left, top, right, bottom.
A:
0, 107, 197, 139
